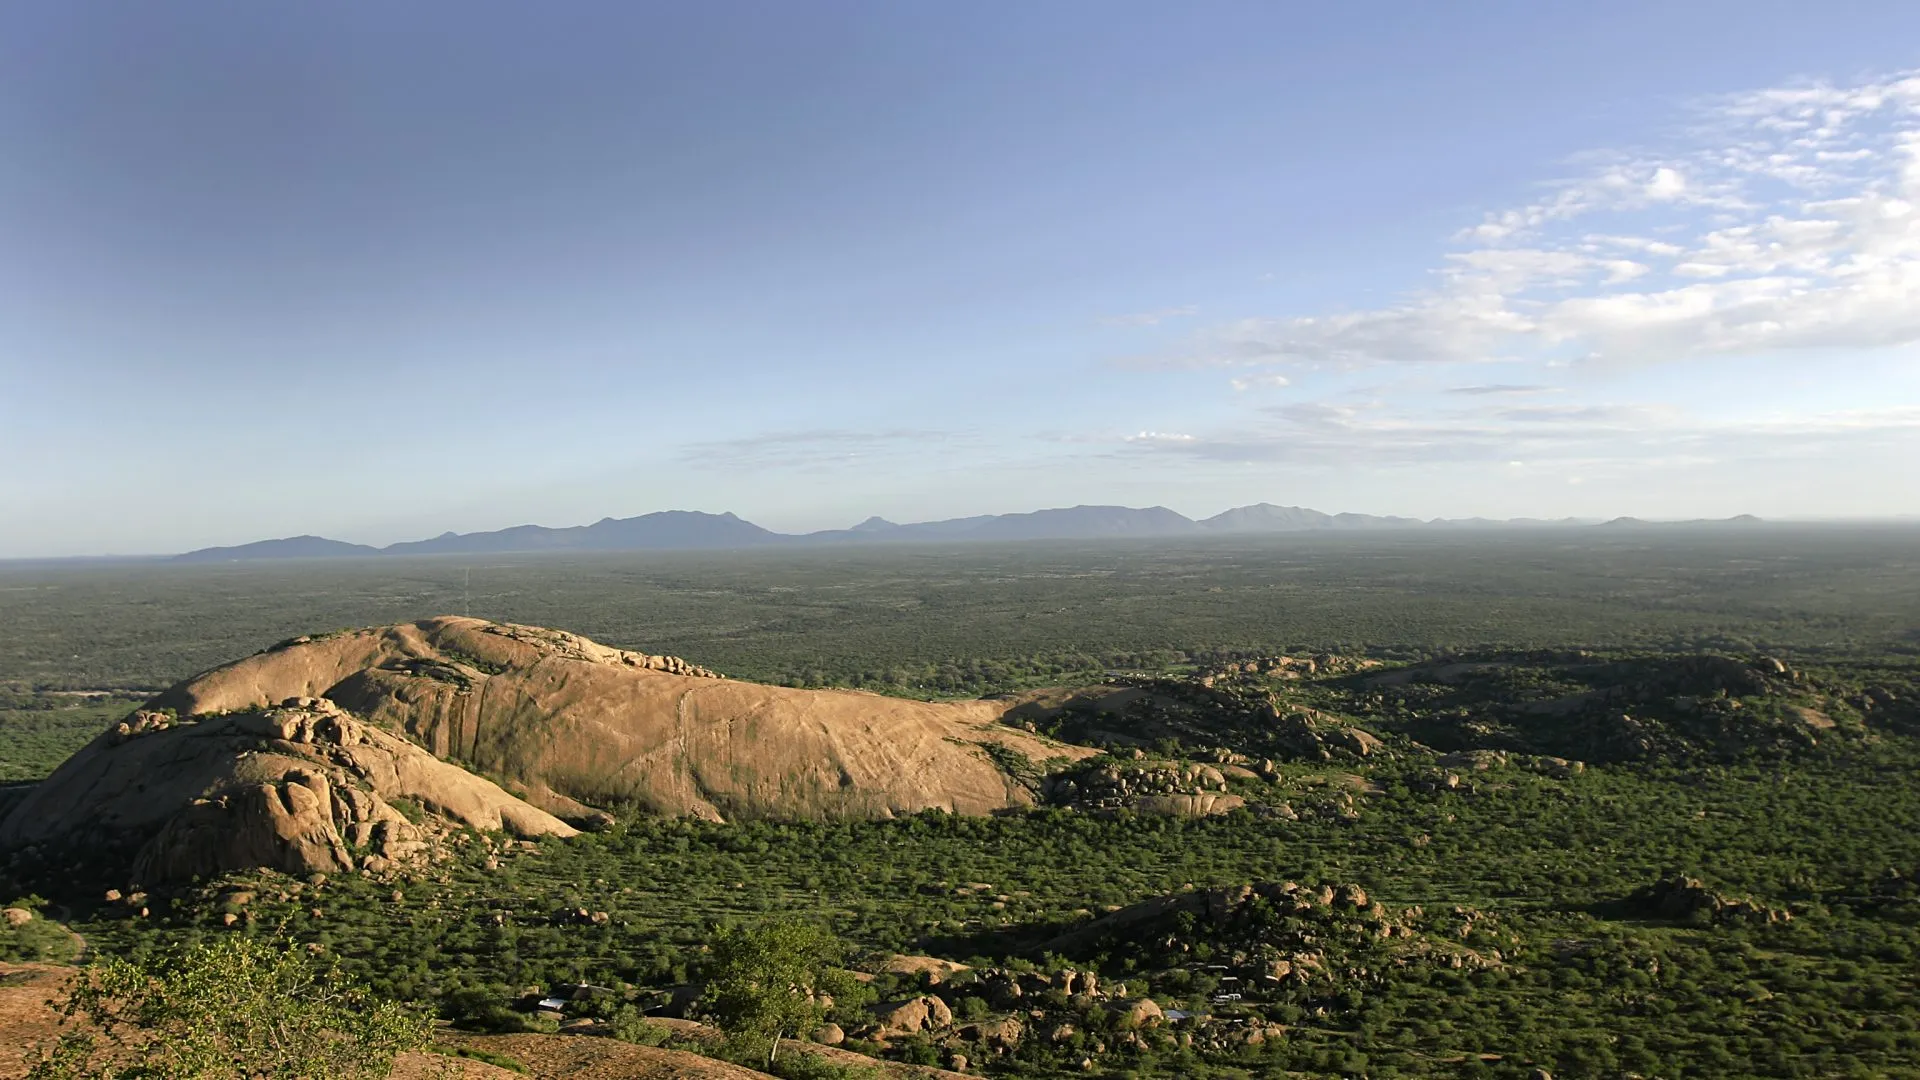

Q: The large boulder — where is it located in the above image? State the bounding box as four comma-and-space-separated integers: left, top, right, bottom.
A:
1121, 998, 1164, 1028
875, 994, 953, 1037
0, 697, 575, 883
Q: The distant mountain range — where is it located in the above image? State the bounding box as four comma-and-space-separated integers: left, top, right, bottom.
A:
172, 504, 1771, 562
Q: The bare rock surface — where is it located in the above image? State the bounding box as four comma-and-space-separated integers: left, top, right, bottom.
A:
874, 954, 973, 984
146, 617, 1090, 823
0, 695, 575, 883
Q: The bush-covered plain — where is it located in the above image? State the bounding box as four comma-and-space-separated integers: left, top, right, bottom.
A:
5, 530, 1920, 1077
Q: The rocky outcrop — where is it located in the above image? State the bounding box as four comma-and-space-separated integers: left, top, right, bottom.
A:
143, 618, 1090, 824
874, 955, 972, 985
0, 696, 574, 884
1043, 760, 1245, 816
874, 995, 953, 1038
1037, 880, 1503, 980
1623, 876, 1790, 925
1132, 793, 1246, 817
1265, 707, 1386, 760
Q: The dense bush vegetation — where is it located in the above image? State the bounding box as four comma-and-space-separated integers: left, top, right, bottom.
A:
37, 722, 1915, 1078
2, 529, 1917, 697
5, 532, 1920, 1076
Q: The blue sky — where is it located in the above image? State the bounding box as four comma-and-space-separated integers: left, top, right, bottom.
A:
4, 2, 1920, 555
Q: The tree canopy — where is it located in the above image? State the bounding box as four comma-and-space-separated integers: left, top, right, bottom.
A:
28, 936, 431, 1080
699, 917, 863, 1064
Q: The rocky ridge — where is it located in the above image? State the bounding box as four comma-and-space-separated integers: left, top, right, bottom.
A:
146, 617, 1089, 825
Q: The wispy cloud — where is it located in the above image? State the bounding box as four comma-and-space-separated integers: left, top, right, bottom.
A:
1230, 373, 1293, 392
1127, 71, 1920, 372
1109, 400, 1920, 467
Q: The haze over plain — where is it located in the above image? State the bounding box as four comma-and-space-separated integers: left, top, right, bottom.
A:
5, 2, 1920, 557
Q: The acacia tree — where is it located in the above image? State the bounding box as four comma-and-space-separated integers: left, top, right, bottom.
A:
699, 917, 861, 1066
28, 936, 431, 1080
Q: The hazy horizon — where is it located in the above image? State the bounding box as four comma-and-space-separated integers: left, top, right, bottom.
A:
7, 2, 1920, 557
15, 503, 1920, 562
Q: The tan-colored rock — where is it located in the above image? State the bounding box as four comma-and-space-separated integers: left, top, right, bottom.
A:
812, 1022, 845, 1045
1330, 727, 1384, 756
0, 696, 575, 884
876, 994, 953, 1036
1132, 793, 1245, 817
1122, 998, 1164, 1028
141, 617, 1092, 823
962, 1016, 1024, 1050
2, 907, 31, 928
875, 954, 971, 984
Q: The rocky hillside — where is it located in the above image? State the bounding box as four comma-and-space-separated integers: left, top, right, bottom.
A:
147, 617, 1088, 824
0, 696, 575, 884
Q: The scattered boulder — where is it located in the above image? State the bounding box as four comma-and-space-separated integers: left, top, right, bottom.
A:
2, 907, 31, 928
1121, 998, 1164, 1028
876, 995, 953, 1037
1132, 793, 1246, 817
960, 1016, 1024, 1050
1269, 709, 1388, 761
1044, 761, 1246, 816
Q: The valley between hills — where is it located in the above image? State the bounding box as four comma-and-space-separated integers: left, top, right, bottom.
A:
2, 533, 1919, 1079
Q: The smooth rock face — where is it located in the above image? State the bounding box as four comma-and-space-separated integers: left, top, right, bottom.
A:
145, 617, 1089, 823
0, 696, 575, 883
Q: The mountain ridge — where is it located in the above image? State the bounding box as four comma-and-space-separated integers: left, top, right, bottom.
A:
175, 503, 1769, 561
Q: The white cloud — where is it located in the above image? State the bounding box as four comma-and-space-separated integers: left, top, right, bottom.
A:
1647, 166, 1688, 200
1112, 398, 1920, 468
1132, 69, 1920, 372
1229, 373, 1292, 391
